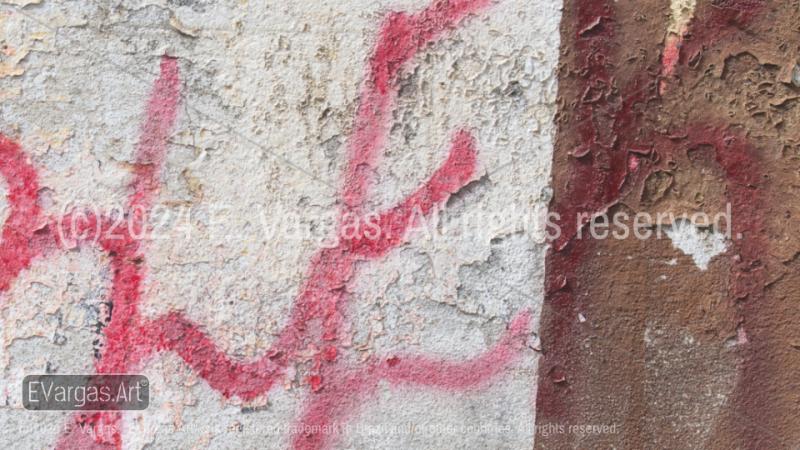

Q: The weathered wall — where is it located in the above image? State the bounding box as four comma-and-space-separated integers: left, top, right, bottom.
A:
1, 0, 559, 448
2, 0, 799, 449
537, 1, 800, 449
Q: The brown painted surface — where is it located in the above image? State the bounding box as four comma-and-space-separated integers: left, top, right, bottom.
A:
537, 1, 800, 448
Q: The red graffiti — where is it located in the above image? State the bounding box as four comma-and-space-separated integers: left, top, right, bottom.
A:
0, 135, 42, 292
0, 1, 530, 449
538, 0, 768, 446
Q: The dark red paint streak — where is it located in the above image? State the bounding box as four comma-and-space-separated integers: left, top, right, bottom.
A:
678, 0, 765, 69
538, 0, 651, 420
688, 125, 771, 450
0, 1, 530, 449
538, 0, 768, 447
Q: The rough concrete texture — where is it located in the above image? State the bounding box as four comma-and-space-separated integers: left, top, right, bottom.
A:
537, 1, 800, 449
2, 0, 799, 449
1, 0, 559, 448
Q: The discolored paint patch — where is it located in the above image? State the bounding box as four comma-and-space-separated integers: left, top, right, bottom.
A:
664, 220, 727, 271
537, 0, 800, 448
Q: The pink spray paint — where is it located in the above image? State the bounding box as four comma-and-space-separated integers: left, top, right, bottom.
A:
0, 1, 531, 449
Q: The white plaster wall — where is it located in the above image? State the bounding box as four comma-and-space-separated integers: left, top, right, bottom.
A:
0, 0, 561, 448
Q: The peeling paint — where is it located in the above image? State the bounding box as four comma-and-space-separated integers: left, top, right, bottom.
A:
5, 0, 791, 448
536, 1, 786, 448
0, 0, 557, 448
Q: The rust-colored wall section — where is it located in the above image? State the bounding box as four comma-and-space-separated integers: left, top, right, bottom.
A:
537, 1, 800, 448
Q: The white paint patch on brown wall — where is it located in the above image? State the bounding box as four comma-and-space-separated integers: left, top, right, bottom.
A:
662, 0, 697, 77
668, 0, 696, 35
0, 0, 561, 448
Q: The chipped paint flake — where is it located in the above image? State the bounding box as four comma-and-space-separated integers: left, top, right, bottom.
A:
0, 48, 28, 78
169, 16, 200, 38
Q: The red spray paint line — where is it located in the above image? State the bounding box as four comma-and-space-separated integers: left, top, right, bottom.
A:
682, 126, 772, 450
537, 0, 769, 444
342, 0, 490, 212
52, 56, 181, 449
0, 1, 531, 449
128, 56, 181, 232
292, 311, 531, 450
0, 136, 47, 292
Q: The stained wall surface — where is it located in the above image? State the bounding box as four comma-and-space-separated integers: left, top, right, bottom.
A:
2, 0, 799, 449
